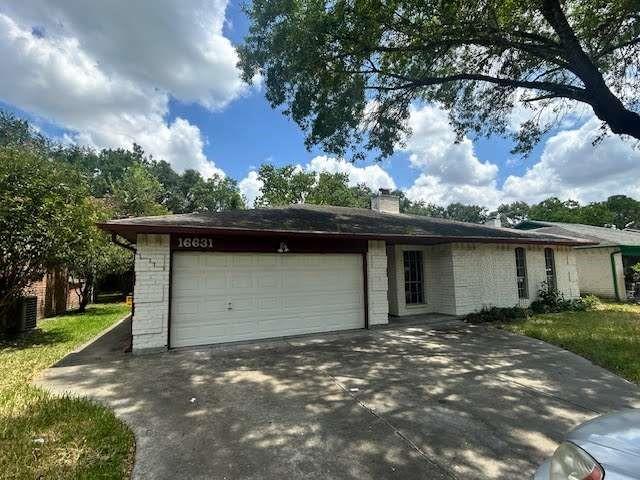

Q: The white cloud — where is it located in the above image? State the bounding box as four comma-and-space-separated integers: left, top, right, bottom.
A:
402, 102, 640, 210
0, 1, 247, 176
403, 104, 498, 186
502, 116, 640, 204
399, 104, 503, 209
238, 170, 263, 207
405, 174, 504, 209
2, 0, 245, 108
306, 156, 396, 190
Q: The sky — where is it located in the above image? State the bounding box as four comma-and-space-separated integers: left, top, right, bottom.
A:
1, 0, 639, 210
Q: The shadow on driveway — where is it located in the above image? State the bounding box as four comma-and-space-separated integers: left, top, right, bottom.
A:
36, 321, 640, 480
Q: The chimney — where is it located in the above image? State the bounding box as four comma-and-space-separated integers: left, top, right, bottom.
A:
371, 188, 400, 214
485, 213, 502, 228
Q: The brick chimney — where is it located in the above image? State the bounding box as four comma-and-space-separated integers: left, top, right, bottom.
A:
371, 188, 400, 214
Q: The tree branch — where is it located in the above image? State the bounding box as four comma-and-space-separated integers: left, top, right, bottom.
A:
370, 69, 589, 102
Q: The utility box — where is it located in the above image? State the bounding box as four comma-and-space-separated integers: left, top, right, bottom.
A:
1, 296, 38, 334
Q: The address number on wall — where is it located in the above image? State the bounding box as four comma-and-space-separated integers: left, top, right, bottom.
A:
176, 237, 214, 248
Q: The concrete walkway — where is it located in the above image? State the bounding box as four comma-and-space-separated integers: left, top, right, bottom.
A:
36, 321, 640, 480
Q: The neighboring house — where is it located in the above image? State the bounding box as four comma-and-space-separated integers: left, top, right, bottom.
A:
101, 190, 589, 352
25, 268, 80, 319
515, 220, 640, 300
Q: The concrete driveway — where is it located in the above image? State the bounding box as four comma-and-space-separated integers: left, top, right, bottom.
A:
36, 318, 640, 480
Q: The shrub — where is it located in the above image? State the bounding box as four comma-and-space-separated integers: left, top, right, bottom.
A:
464, 306, 529, 324
580, 294, 601, 310
530, 283, 600, 313
464, 290, 601, 323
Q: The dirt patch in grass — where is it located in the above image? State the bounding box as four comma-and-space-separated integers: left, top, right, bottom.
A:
0, 304, 134, 479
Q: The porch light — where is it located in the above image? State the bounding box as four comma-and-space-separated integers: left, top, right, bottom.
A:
277, 241, 289, 253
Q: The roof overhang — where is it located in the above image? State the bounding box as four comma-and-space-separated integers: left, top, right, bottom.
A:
99, 222, 595, 247
620, 245, 640, 256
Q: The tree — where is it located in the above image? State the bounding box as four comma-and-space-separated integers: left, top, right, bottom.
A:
306, 172, 372, 208
577, 202, 615, 226
0, 147, 89, 326
110, 164, 168, 217
189, 174, 245, 213
400, 197, 447, 217
495, 201, 531, 225
240, 0, 640, 159
529, 197, 581, 222
604, 195, 640, 229
148, 159, 184, 212
445, 203, 489, 223
64, 199, 132, 312
255, 164, 316, 206
0, 111, 49, 152
398, 195, 487, 222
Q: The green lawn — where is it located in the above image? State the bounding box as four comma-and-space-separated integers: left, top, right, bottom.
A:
504, 301, 640, 384
0, 303, 134, 479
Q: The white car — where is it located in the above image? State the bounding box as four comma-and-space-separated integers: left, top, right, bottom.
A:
534, 409, 640, 479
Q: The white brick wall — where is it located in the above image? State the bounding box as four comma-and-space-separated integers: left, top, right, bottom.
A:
387, 244, 457, 316
133, 234, 170, 352
451, 243, 519, 315
449, 244, 580, 315
553, 246, 581, 300
367, 240, 389, 326
574, 247, 623, 298
387, 242, 580, 317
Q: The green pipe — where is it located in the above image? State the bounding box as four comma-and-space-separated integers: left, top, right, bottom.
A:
610, 250, 621, 301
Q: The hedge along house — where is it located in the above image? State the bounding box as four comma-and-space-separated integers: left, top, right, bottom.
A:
101, 191, 590, 352
516, 220, 640, 300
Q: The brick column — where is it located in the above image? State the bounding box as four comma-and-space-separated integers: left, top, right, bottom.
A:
132, 234, 170, 352
367, 240, 389, 326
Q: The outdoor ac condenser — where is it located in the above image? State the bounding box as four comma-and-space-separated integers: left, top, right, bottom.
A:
16, 296, 37, 332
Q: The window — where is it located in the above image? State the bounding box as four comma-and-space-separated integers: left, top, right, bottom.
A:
403, 251, 425, 305
515, 247, 528, 299
544, 248, 557, 291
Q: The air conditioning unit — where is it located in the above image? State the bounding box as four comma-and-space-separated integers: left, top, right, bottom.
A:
17, 296, 38, 331
1, 296, 37, 334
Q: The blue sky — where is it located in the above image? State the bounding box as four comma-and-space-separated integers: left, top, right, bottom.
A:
1, 1, 638, 209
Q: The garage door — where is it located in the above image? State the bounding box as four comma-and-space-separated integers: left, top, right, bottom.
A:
170, 252, 365, 348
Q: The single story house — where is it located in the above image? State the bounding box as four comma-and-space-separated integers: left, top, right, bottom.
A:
516, 220, 640, 300
101, 191, 590, 352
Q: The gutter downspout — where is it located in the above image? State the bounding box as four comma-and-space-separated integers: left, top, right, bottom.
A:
610, 250, 621, 301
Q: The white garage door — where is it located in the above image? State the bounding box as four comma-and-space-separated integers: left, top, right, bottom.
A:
170, 252, 365, 348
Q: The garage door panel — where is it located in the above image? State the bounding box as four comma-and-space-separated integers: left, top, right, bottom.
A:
204, 273, 227, 290
230, 273, 252, 289
256, 296, 282, 311
254, 272, 281, 289
204, 255, 229, 267
170, 252, 365, 348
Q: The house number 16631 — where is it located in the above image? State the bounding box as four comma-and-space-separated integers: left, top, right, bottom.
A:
177, 237, 214, 248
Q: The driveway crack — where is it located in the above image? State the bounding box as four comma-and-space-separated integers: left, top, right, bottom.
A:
323, 369, 459, 480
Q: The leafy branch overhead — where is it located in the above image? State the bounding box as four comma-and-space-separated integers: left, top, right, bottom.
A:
239, 0, 640, 157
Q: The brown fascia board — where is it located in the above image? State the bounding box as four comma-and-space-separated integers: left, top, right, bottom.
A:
98, 222, 596, 247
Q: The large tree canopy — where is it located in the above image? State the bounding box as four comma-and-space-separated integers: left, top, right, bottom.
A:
254, 164, 373, 207
239, 0, 640, 157
0, 146, 89, 318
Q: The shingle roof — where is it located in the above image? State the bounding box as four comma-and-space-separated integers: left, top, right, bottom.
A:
101, 204, 593, 246
515, 220, 640, 247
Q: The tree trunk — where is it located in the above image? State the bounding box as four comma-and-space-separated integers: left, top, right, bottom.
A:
78, 273, 93, 313
540, 0, 640, 140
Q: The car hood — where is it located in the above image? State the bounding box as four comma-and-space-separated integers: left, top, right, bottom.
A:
568, 409, 640, 479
